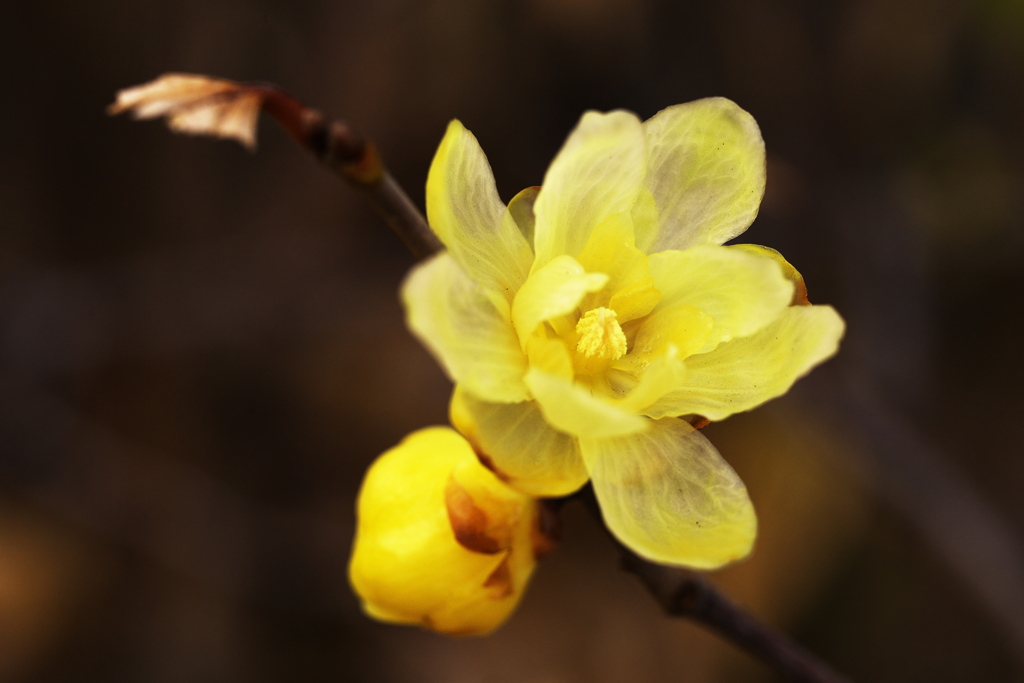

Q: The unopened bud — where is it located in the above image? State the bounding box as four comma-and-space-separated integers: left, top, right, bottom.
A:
349, 427, 548, 635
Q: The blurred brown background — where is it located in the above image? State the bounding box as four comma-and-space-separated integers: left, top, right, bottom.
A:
2, 0, 1024, 681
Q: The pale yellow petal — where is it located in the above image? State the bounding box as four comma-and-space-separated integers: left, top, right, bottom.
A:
636, 99, 766, 252
427, 120, 534, 299
575, 213, 661, 323
506, 185, 540, 249
613, 352, 688, 414
525, 334, 574, 381
511, 255, 607, 344
524, 368, 648, 438
532, 111, 646, 269
648, 245, 794, 352
626, 304, 715, 365
450, 387, 588, 497
403, 253, 529, 403
580, 418, 756, 568
730, 244, 810, 305
609, 309, 702, 413
575, 213, 641, 283
645, 305, 845, 421
607, 277, 660, 325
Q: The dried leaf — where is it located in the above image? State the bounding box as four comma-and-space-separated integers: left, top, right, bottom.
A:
108, 73, 265, 150
482, 557, 514, 598
445, 477, 512, 555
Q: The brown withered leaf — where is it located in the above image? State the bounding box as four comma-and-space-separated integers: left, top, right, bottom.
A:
482, 557, 514, 598
444, 477, 512, 555
531, 500, 560, 561
108, 73, 265, 151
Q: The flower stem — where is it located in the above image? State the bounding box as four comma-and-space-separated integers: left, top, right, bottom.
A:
256, 84, 442, 260
571, 490, 852, 683
618, 549, 850, 683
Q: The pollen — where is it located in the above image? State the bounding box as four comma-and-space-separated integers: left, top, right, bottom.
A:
575, 307, 628, 360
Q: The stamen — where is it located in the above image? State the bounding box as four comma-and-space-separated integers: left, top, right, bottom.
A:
575, 307, 628, 360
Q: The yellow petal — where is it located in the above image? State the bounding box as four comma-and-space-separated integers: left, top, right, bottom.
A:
575, 213, 661, 323
730, 243, 810, 305
403, 253, 529, 403
575, 213, 641, 281
580, 418, 757, 568
635, 99, 765, 253
532, 111, 646, 269
628, 304, 715, 364
648, 244, 794, 352
506, 185, 540, 248
609, 305, 706, 413
645, 305, 845, 421
450, 387, 588, 497
525, 334, 574, 381
427, 120, 534, 299
607, 277, 661, 325
349, 427, 540, 635
612, 352, 688, 414
524, 368, 648, 438
511, 255, 607, 344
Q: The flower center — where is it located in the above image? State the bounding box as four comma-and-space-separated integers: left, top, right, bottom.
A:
575, 307, 627, 361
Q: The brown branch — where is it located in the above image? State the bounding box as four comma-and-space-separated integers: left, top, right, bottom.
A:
618, 550, 851, 683
110, 74, 442, 260
569, 489, 853, 683
255, 86, 442, 260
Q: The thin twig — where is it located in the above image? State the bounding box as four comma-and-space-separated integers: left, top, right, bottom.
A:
109, 75, 442, 260
618, 549, 850, 683
570, 489, 852, 683
255, 85, 442, 260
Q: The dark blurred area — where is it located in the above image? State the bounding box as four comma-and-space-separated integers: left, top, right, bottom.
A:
2, 0, 1023, 681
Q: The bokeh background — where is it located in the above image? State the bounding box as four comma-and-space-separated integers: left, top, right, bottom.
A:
2, 0, 1024, 681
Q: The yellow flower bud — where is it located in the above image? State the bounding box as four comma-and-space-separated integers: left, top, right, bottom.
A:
348, 427, 549, 635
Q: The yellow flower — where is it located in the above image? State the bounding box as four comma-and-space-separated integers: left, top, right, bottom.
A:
402, 99, 844, 569
349, 427, 546, 635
